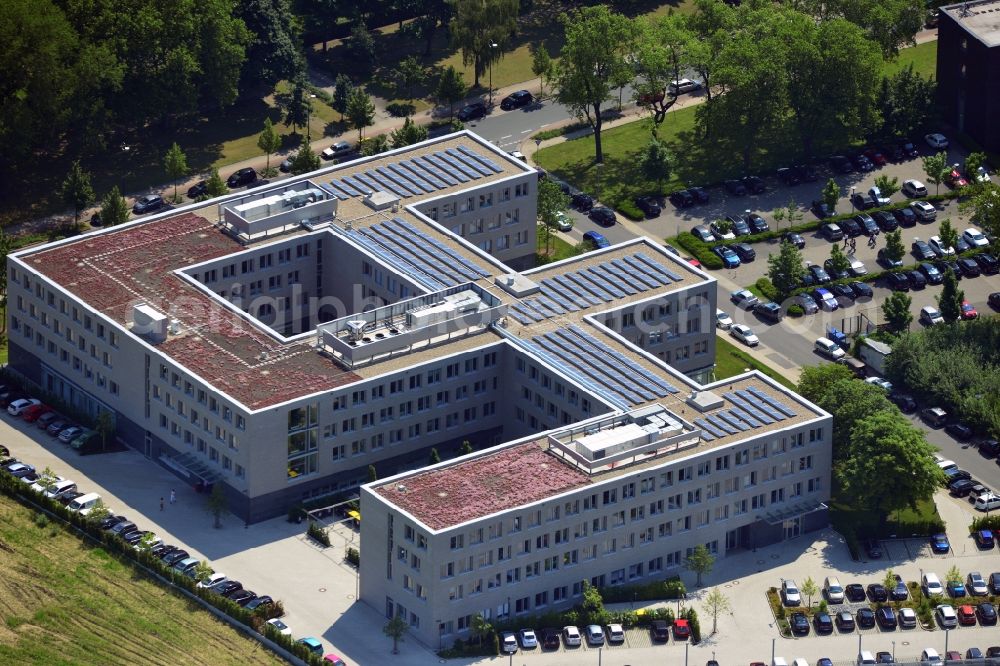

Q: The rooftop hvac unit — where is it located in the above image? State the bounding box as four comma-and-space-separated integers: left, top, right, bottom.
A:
346, 320, 367, 342
169, 319, 181, 335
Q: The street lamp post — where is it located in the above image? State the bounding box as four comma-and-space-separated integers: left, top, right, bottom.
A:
850, 186, 856, 213
488, 42, 499, 107
306, 93, 317, 144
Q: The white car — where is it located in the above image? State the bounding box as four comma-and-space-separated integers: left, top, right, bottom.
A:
267, 618, 292, 637
781, 579, 801, 606
197, 572, 228, 589
518, 628, 537, 649
320, 140, 351, 160
935, 604, 957, 628
928, 235, 955, 257
668, 78, 701, 94
730, 289, 759, 309
962, 227, 989, 248
968, 571, 989, 596
730, 324, 759, 347
550, 211, 573, 232
975, 493, 1000, 511
562, 625, 582, 646
910, 200, 936, 221
814, 337, 844, 360
868, 186, 890, 206
925, 133, 949, 150
921, 648, 942, 664
865, 377, 893, 392
584, 624, 605, 646
715, 309, 733, 330
974, 165, 990, 183
7, 398, 41, 416
901, 179, 928, 197
847, 255, 868, 277
606, 623, 625, 643
920, 306, 944, 325
501, 631, 518, 653
923, 572, 943, 596
28, 475, 62, 494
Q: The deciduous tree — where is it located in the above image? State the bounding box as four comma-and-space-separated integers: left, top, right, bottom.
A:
290, 143, 320, 175
828, 243, 851, 276
435, 66, 466, 118
884, 229, 905, 263
537, 178, 571, 255
640, 138, 671, 190
816, 379, 897, 457
94, 410, 115, 453
206, 483, 228, 529
390, 117, 428, 149
882, 290, 913, 334
530, 44, 553, 97
429, 447, 441, 464
938, 218, 958, 254
257, 117, 281, 174
800, 576, 818, 608
767, 239, 806, 300
874, 174, 900, 199
333, 73, 353, 119
347, 20, 377, 75
360, 134, 389, 156
99, 186, 130, 228
797, 363, 855, 405
163, 143, 189, 203
383, 613, 408, 654
281, 75, 310, 135
685, 544, 714, 587
449, 0, 518, 88
959, 182, 1000, 238
394, 56, 425, 103
236, 0, 303, 88
821, 178, 840, 213
346, 87, 376, 142
878, 64, 937, 137
937, 268, 963, 323
554, 5, 636, 164
60, 160, 95, 224
632, 13, 691, 127
206, 168, 228, 197
965, 152, 987, 183
703, 587, 731, 634
922, 151, 949, 195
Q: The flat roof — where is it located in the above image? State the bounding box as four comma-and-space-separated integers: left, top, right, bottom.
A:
374, 375, 826, 531
943, 0, 1000, 46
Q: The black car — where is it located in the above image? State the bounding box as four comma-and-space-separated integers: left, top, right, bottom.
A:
795, 164, 819, 182
229, 589, 258, 606
123, 530, 149, 545
742, 175, 766, 194
823, 259, 851, 281
891, 575, 909, 601
790, 612, 810, 635
456, 102, 487, 121
873, 210, 898, 231
830, 155, 854, 173
845, 583, 866, 602
149, 543, 174, 558
991, 292, 1000, 310
110, 520, 137, 536
635, 195, 661, 218
857, 214, 879, 236
811, 200, 835, 219
589, 206, 616, 227
782, 232, 805, 249
132, 194, 165, 214
726, 215, 751, 236
957, 257, 981, 278
850, 281, 873, 300
227, 167, 257, 188
851, 193, 876, 210
245, 595, 274, 612
732, 243, 756, 262
162, 549, 190, 566
840, 217, 863, 237
893, 206, 917, 227
935, 259, 962, 279
724, 179, 748, 196
807, 264, 831, 283
911, 239, 935, 260
851, 153, 875, 171
499, 90, 533, 110
650, 620, 670, 642
835, 610, 856, 631
919, 262, 943, 284
57, 490, 84, 506
669, 189, 695, 208
900, 138, 920, 158
978, 438, 1000, 457
884, 143, 905, 162
877, 248, 904, 269
867, 583, 889, 602
856, 607, 876, 628
906, 270, 927, 289
689, 186, 709, 203
831, 283, 855, 302
213, 580, 243, 597
975, 252, 999, 274
875, 606, 897, 629
866, 539, 883, 559
99, 515, 126, 530
187, 180, 208, 199
572, 192, 594, 212
754, 301, 783, 323
945, 422, 973, 440
813, 612, 833, 634
978, 602, 998, 624
746, 213, 769, 234
949, 478, 976, 496
541, 628, 561, 650
777, 167, 800, 186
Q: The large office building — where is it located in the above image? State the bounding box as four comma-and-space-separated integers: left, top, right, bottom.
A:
937, 0, 1000, 152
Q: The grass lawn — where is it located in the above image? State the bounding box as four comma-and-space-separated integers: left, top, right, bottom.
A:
712, 335, 795, 389
535, 224, 583, 263
0, 495, 282, 665
883, 40, 937, 79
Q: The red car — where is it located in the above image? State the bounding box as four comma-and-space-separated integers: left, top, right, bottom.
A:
961, 300, 978, 320
958, 604, 977, 625
673, 618, 690, 639
863, 148, 887, 167
946, 165, 969, 188
22, 404, 51, 422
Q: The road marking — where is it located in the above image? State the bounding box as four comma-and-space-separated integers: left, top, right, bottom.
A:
520, 129, 531, 134
500, 134, 512, 140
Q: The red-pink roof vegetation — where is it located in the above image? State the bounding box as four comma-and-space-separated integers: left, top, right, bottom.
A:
27, 213, 359, 409
375, 441, 591, 530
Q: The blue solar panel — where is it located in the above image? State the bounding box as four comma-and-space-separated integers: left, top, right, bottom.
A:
392, 218, 490, 278
562, 272, 611, 302
582, 268, 627, 298
548, 330, 656, 402
363, 170, 410, 198
332, 179, 363, 196
533, 295, 564, 316
611, 259, 660, 290
446, 148, 493, 176
635, 252, 683, 281
547, 275, 601, 307
535, 333, 645, 404
399, 160, 447, 189
745, 387, 797, 418
507, 309, 531, 325
416, 155, 466, 184
706, 414, 738, 435
729, 406, 763, 428
432, 151, 480, 180
317, 182, 349, 200
349, 172, 383, 195
538, 283, 580, 312
375, 222, 467, 283
386, 163, 435, 193
511, 303, 543, 322
621, 255, 670, 285
375, 166, 420, 196
694, 418, 725, 440
726, 392, 776, 424
383, 219, 480, 282
362, 226, 458, 287
456, 144, 503, 173
341, 175, 371, 195
567, 325, 679, 395
348, 228, 446, 292
717, 411, 750, 432
594, 263, 640, 294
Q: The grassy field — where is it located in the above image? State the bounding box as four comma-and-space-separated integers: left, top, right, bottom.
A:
883, 40, 937, 79
535, 224, 583, 263
0, 495, 283, 665
713, 335, 795, 390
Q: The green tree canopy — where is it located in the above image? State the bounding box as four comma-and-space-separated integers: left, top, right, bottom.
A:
874, 174, 900, 198
922, 151, 949, 195
333, 73, 354, 118
281, 74, 311, 135
346, 87, 376, 142
937, 268, 963, 323
828, 242, 852, 275
257, 117, 281, 173
60, 160, 95, 224
938, 218, 959, 254
290, 144, 320, 175
883, 228, 905, 263
530, 44, 554, 97
882, 290, 913, 334
435, 66, 467, 117
205, 168, 228, 197
632, 12, 691, 127
767, 239, 806, 300
163, 142, 189, 203
449, 0, 518, 88
959, 182, 1000, 238
640, 137, 671, 189
821, 178, 840, 213
99, 185, 130, 228
390, 117, 429, 149
685, 543, 715, 586
878, 64, 937, 137
236, 0, 303, 88
797, 363, 856, 405
394, 56, 425, 103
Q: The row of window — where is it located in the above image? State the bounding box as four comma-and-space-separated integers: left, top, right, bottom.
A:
12, 271, 121, 348
424, 183, 531, 222
156, 364, 245, 430
12, 319, 120, 396
157, 413, 245, 479
192, 241, 312, 285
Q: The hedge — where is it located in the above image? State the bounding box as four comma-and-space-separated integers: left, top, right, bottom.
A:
600, 576, 686, 603
675, 232, 724, 270
970, 515, 1000, 533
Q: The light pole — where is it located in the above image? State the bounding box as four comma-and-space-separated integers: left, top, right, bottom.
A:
850, 185, 856, 213
891, 640, 895, 661
306, 93, 317, 144
771, 637, 776, 665
488, 42, 499, 107
685, 642, 689, 666
944, 627, 950, 656
598, 646, 602, 666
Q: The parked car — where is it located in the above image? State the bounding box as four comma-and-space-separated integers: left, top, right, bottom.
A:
851, 192, 876, 210
892, 575, 909, 601
811, 200, 835, 219
829, 155, 853, 173
968, 572, 989, 596
813, 612, 833, 633
835, 610, 855, 631
8, 398, 41, 416
457, 102, 487, 121
782, 579, 802, 606
562, 625, 582, 646
910, 200, 937, 221
605, 624, 624, 644
782, 232, 805, 249
500, 90, 533, 110
267, 618, 292, 636
945, 164, 969, 188
957, 257, 982, 278
867, 583, 888, 602
902, 179, 928, 197
320, 141, 352, 161
729, 324, 759, 347
672, 618, 691, 640
866, 538, 884, 558
540, 628, 560, 650
742, 175, 766, 194
812, 288, 839, 311
945, 421, 973, 440
589, 206, 616, 227
650, 619, 670, 641
724, 179, 747, 196
961, 300, 979, 320
635, 195, 661, 218
519, 628, 538, 648
856, 607, 876, 628
923, 572, 944, 596
820, 223, 844, 241
671, 189, 696, 208
974, 530, 995, 548
582, 230, 610, 249
754, 302, 782, 323
731, 289, 759, 309
978, 602, 998, 624
713, 245, 741, 269
936, 604, 958, 628
795, 293, 819, 314
572, 192, 594, 212
850, 281, 873, 300
584, 624, 604, 646
875, 606, 897, 629
840, 216, 863, 237
132, 194, 166, 214
872, 210, 898, 232
926, 133, 950, 150
975, 253, 999, 274
928, 235, 956, 257
227, 167, 257, 188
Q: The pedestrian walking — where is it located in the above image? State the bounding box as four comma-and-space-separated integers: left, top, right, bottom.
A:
160, 497, 165, 511
170, 489, 176, 504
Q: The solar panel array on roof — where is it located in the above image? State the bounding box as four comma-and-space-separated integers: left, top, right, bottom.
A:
433, 151, 480, 180
391, 218, 490, 279
705, 414, 737, 435
716, 410, 750, 432
318, 182, 349, 200
359, 220, 486, 288
456, 144, 503, 173
345, 227, 445, 292
725, 391, 777, 424
567, 325, 678, 395
446, 148, 493, 176
635, 252, 684, 282
541, 253, 675, 310
694, 418, 724, 440
745, 386, 797, 418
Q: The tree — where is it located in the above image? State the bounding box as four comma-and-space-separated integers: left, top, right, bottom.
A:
60, 160, 95, 225
449, 0, 518, 88
537, 178, 571, 255
346, 87, 376, 142
878, 65, 937, 137
883, 229, 905, 264
137, 532, 158, 552
882, 290, 913, 334
938, 218, 959, 254
257, 118, 281, 175
99, 186, 130, 228
435, 66, 466, 118
959, 182, 1000, 238
390, 117, 428, 149
394, 56, 426, 105
333, 74, 354, 120
632, 13, 691, 128
883, 569, 896, 598
965, 152, 987, 184
554, 5, 635, 164
530, 44, 554, 97
797, 363, 855, 405
367, 465, 377, 483
0, 228, 11, 313
206, 483, 227, 529
192, 560, 214, 583
946, 565, 962, 587
816, 380, 896, 459
922, 151, 949, 195
767, 239, 806, 300
828, 243, 851, 275
821, 178, 840, 213
383, 613, 408, 654
937, 268, 963, 323
236, 0, 303, 88
703, 587, 730, 634
85, 499, 111, 525
800, 576, 818, 608
429, 447, 441, 464
290, 144, 320, 175
206, 169, 228, 197
38, 466, 58, 494
771, 199, 803, 232
685, 544, 714, 587
360, 134, 389, 156
459, 440, 474, 456
470, 613, 492, 647
640, 137, 671, 191
347, 20, 377, 75
874, 174, 900, 199
281, 74, 310, 135
580, 581, 610, 626
837, 411, 944, 525
94, 410, 115, 453
163, 142, 189, 203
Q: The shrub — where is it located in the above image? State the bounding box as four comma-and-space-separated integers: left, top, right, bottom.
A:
345, 547, 360, 567
754, 277, 779, 302
385, 102, 415, 117
787, 304, 804, 317
306, 520, 331, 547
971, 515, 1000, 532
618, 201, 644, 221
675, 232, 724, 270
686, 608, 701, 643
